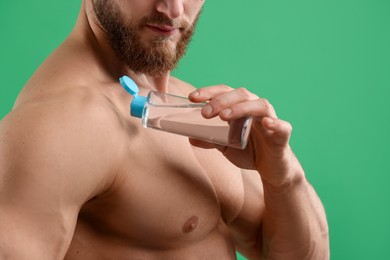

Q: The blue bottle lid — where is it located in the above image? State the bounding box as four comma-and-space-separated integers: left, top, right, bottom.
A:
119, 76, 147, 118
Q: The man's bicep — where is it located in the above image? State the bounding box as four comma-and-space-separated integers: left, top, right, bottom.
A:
0, 185, 78, 259
0, 106, 119, 259
0, 123, 84, 259
0, 158, 77, 258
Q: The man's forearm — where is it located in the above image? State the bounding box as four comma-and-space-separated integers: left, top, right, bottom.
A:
260, 168, 329, 259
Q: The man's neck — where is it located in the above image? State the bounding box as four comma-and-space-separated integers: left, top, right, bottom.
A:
129, 73, 171, 93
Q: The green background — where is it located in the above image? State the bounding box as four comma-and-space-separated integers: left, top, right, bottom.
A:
1, 1, 389, 259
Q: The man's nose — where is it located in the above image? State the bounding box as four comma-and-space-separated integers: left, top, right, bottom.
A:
156, 0, 184, 19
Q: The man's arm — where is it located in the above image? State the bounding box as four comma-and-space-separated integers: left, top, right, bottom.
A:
0, 94, 122, 259
260, 166, 329, 259
229, 168, 329, 260
188, 86, 329, 259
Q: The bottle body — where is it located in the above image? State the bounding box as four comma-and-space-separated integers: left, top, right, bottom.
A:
140, 91, 252, 149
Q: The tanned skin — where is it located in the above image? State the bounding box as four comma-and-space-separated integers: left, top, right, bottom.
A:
0, 0, 329, 259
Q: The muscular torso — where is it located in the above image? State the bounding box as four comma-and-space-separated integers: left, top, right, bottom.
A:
12, 71, 247, 258
64, 116, 244, 259
64, 126, 244, 259
8, 41, 257, 259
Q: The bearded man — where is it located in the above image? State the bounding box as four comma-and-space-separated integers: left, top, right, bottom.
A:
0, 0, 329, 259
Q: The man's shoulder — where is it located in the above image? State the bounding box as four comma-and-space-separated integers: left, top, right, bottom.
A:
0, 85, 122, 210
11, 84, 122, 130
1, 85, 125, 163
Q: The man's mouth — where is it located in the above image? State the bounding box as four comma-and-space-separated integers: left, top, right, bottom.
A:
145, 24, 180, 36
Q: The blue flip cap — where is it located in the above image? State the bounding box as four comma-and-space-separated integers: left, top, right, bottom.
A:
119, 76, 147, 118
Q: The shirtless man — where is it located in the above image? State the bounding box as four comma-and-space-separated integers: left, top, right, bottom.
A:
0, 0, 329, 259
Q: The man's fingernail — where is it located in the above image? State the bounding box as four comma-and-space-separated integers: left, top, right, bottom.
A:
266, 117, 275, 124
222, 108, 232, 117
190, 91, 200, 97
203, 104, 213, 115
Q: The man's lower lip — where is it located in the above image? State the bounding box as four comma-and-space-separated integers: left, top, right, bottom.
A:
145, 26, 178, 36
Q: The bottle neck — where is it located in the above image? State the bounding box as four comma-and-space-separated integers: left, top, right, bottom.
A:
130, 94, 148, 118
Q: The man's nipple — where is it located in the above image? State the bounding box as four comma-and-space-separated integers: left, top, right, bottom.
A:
182, 216, 199, 233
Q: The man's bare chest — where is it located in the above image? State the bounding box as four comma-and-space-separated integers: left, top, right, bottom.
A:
78, 130, 244, 248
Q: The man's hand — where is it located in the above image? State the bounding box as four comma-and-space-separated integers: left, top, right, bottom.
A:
189, 85, 303, 188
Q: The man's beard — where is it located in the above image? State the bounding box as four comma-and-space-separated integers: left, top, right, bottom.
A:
92, 0, 199, 77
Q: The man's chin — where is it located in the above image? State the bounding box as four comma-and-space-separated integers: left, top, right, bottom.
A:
124, 52, 179, 77
150, 37, 179, 49
134, 67, 172, 78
